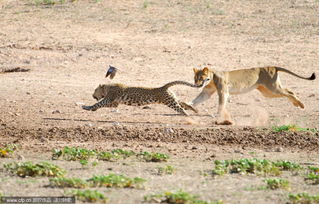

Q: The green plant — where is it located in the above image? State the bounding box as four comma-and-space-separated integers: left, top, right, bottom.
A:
273, 160, 302, 171
52, 147, 97, 161
4, 161, 65, 177
34, 0, 56, 5
69, 189, 108, 203
157, 165, 175, 175
0, 144, 18, 158
143, 0, 149, 9
87, 173, 146, 188
212, 159, 281, 176
305, 166, 319, 185
97, 149, 135, 161
212, 159, 302, 176
79, 159, 89, 167
111, 149, 135, 158
138, 152, 170, 162
264, 178, 290, 190
305, 173, 319, 185
308, 166, 319, 173
144, 190, 222, 204
288, 193, 319, 203
272, 124, 317, 132
49, 177, 88, 188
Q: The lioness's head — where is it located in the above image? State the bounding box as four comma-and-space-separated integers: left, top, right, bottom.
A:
92, 84, 108, 101
193, 67, 210, 86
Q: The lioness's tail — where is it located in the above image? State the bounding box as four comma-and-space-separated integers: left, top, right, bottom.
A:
162, 80, 203, 90
276, 67, 316, 80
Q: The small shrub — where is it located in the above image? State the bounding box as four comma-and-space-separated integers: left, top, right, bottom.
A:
212, 159, 302, 176
304, 173, 319, 185
69, 189, 108, 203
273, 160, 302, 171
272, 125, 317, 132
52, 147, 97, 161
305, 167, 319, 185
49, 177, 88, 188
97, 149, 134, 162
111, 149, 135, 158
264, 178, 290, 190
308, 166, 319, 173
144, 190, 222, 204
212, 159, 281, 176
138, 152, 169, 162
87, 173, 146, 188
157, 165, 175, 175
0, 144, 18, 158
4, 161, 65, 177
288, 193, 319, 204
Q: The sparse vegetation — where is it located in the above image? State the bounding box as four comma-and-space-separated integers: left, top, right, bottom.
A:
288, 193, 319, 204
304, 166, 319, 185
87, 173, 146, 188
49, 177, 88, 188
157, 165, 175, 175
53, 147, 137, 162
138, 151, 170, 162
69, 189, 108, 203
273, 160, 302, 171
212, 159, 301, 176
264, 178, 290, 190
144, 190, 222, 204
97, 149, 135, 161
272, 124, 317, 132
52, 146, 97, 161
4, 161, 65, 177
0, 144, 18, 158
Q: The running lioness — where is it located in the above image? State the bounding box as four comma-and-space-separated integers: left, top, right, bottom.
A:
191, 66, 316, 125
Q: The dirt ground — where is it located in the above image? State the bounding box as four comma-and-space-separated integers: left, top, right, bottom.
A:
0, 0, 319, 203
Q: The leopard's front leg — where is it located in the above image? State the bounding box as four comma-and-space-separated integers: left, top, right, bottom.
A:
82, 98, 117, 111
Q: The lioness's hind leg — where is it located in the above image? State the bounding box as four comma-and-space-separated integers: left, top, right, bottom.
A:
179, 101, 198, 113
257, 85, 304, 109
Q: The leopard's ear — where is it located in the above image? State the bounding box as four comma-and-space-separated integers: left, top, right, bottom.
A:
193, 68, 198, 73
203, 67, 209, 74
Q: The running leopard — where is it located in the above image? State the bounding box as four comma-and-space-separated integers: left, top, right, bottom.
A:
82, 80, 204, 116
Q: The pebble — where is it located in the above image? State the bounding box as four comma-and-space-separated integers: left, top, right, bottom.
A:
52, 110, 61, 114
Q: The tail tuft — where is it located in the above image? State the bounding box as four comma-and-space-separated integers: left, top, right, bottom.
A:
309, 73, 316, 80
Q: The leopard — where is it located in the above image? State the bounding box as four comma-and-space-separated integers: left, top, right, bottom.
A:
82, 80, 205, 116
190, 66, 316, 125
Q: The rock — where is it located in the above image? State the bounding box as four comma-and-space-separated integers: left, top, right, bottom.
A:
275, 147, 283, 152
52, 110, 61, 114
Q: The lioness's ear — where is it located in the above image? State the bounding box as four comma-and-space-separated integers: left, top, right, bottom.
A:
193, 68, 198, 73
203, 67, 209, 74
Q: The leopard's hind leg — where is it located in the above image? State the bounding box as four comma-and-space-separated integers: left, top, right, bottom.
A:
179, 101, 198, 113
162, 92, 188, 116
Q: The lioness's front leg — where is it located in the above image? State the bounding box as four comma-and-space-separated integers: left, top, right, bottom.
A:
215, 79, 233, 125
190, 84, 216, 106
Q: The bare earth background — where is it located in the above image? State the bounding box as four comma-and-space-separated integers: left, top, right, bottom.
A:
0, 0, 318, 203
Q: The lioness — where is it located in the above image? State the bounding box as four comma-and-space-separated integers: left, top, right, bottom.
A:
191, 66, 316, 125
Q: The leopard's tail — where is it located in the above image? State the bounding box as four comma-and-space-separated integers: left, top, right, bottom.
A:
161, 80, 203, 90
276, 67, 316, 80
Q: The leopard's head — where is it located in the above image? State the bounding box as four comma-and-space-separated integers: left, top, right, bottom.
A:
92, 84, 108, 101
193, 67, 210, 86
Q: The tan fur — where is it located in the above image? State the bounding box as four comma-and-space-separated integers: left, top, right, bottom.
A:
191, 66, 316, 125
83, 81, 202, 116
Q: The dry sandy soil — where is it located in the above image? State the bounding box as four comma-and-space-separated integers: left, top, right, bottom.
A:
0, 0, 319, 203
